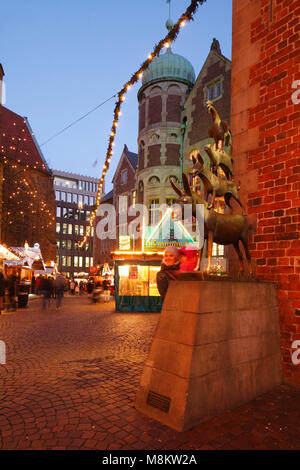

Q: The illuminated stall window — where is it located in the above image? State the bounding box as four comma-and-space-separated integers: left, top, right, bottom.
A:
118, 265, 160, 297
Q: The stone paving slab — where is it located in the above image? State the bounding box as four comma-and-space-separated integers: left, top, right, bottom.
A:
0, 295, 299, 450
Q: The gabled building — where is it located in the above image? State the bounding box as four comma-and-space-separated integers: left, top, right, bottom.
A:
182, 38, 231, 168
93, 145, 137, 265
0, 67, 56, 264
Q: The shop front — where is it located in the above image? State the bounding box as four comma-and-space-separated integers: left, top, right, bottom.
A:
113, 252, 163, 312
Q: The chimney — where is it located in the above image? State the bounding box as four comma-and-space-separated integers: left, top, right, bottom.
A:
0, 64, 5, 105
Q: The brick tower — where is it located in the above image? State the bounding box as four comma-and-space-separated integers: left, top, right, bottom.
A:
136, 39, 195, 220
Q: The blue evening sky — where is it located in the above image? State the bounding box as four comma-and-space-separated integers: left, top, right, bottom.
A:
1, 0, 232, 192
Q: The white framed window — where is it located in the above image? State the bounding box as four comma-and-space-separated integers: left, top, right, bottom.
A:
149, 199, 160, 226
121, 169, 128, 185
205, 78, 222, 102
212, 243, 224, 257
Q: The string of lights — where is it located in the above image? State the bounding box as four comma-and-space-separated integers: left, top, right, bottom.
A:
40, 93, 118, 147
1, 126, 55, 231
78, 0, 207, 248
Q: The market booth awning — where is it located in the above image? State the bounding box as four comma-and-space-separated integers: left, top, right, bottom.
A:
0, 245, 21, 261
8, 243, 45, 270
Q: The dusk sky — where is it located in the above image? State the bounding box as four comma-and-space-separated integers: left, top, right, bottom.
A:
1, 0, 232, 192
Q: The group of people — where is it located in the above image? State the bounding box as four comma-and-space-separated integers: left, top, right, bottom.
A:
39, 274, 66, 310
0, 270, 19, 314
69, 279, 87, 296
156, 245, 199, 301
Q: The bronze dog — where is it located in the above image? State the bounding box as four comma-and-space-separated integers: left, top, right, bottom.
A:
189, 153, 244, 213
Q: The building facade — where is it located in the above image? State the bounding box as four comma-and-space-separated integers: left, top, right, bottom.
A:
231, 0, 300, 387
0, 98, 56, 264
93, 39, 232, 265
53, 170, 98, 277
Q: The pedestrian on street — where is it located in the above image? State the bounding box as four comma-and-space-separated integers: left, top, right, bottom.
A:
79, 280, 84, 295
102, 275, 111, 302
0, 270, 6, 314
156, 246, 181, 301
54, 274, 66, 310
86, 279, 93, 295
31, 275, 36, 295
40, 276, 52, 310
7, 273, 18, 311
74, 282, 79, 295
36, 276, 41, 295
70, 279, 75, 295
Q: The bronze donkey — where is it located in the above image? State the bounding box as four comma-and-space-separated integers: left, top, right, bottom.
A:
171, 173, 252, 276
189, 153, 244, 213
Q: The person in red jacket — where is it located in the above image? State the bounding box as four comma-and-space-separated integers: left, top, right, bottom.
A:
178, 245, 199, 272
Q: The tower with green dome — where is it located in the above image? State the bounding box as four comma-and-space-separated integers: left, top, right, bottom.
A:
136, 14, 195, 227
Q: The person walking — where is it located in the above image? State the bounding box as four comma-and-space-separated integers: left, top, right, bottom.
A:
0, 270, 6, 314
31, 275, 36, 295
36, 276, 41, 295
79, 280, 84, 295
87, 279, 93, 295
40, 276, 52, 310
74, 282, 79, 295
102, 275, 111, 302
54, 274, 66, 310
70, 279, 75, 295
156, 246, 181, 301
7, 273, 18, 311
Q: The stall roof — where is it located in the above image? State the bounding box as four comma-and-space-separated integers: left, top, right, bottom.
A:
10, 244, 45, 270
0, 245, 21, 261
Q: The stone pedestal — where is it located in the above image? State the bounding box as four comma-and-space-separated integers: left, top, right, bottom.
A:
135, 280, 282, 432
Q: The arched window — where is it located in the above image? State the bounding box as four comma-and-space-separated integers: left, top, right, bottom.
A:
167, 175, 178, 184
148, 176, 160, 186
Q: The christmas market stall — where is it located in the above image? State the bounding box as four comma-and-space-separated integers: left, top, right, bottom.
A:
112, 209, 197, 313
5, 243, 46, 304
112, 251, 163, 313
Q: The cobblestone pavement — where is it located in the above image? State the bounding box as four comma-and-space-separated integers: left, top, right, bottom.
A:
0, 295, 299, 450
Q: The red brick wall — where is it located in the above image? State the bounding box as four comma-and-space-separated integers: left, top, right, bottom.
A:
166, 144, 180, 165
232, 0, 300, 387
167, 95, 182, 122
148, 144, 161, 167
148, 96, 162, 125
